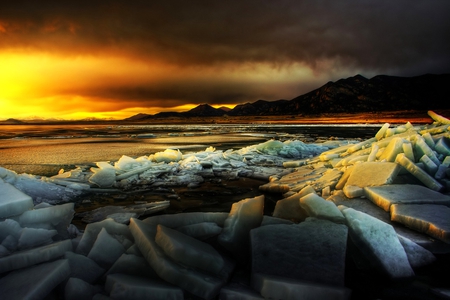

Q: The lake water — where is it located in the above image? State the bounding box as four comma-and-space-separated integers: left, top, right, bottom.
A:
0, 123, 380, 176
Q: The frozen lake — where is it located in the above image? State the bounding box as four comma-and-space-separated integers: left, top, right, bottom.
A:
0, 123, 379, 176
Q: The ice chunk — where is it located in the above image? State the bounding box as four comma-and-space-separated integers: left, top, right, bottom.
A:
176, 222, 222, 240
395, 153, 444, 192
0, 219, 22, 241
156, 224, 225, 275
154, 149, 183, 163
65, 277, 100, 300
64, 251, 105, 283
114, 155, 140, 171
272, 190, 310, 222
0, 181, 34, 218
261, 216, 295, 226
378, 137, 406, 162
299, 194, 345, 224
106, 253, 158, 279
335, 166, 354, 190
252, 273, 351, 300
129, 218, 226, 299
143, 212, 228, 228
105, 274, 183, 300
413, 135, 440, 166
251, 218, 348, 287
76, 218, 133, 255
420, 154, 438, 175
345, 162, 400, 188
220, 285, 264, 300
0, 259, 70, 300
88, 228, 125, 268
376, 123, 390, 140
1, 235, 18, 252
428, 110, 450, 124
364, 184, 450, 212
17, 227, 57, 250
397, 235, 436, 268
218, 195, 264, 258
343, 185, 364, 198
89, 167, 116, 187
0, 239, 72, 273
435, 137, 450, 156
391, 204, 450, 244
341, 208, 414, 279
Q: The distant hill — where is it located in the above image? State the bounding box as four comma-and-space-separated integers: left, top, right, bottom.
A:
0, 118, 26, 124
124, 74, 450, 120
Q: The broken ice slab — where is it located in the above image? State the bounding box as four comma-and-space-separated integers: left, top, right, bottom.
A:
143, 212, 229, 228
428, 110, 450, 125
105, 274, 184, 300
64, 251, 105, 284
299, 194, 345, 224
0, 259, 70, 300
65, 277, 101, 300
378, 137, 406, 162
0, 181, 34, 219
156, 224, 225, 275
17, 227, 57, 250
397, 235, 436, 269
343, 185, 364, 199
154, 149, 183, 163
364, 184, 450, 212
341, 207, 415, 279
88, 227, 126, 269
345, 162, 400, 188
0, 239, 72, 273
129, 218, 227, 299
176, 222, 222, 240
252, 273, 351, 300
76, 218, 133, 256
251, 218, 348, 287
395, 153, 444, 192
272, 187, 313, 222
106, 253, 158, 279
89, 168, 116, 187
435, 137, 450, 156
0, 219, 22, 241
218, 195, 264, 259
391, 204, 450, 244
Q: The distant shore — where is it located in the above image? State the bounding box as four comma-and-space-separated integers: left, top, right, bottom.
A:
2, 110, 447, 126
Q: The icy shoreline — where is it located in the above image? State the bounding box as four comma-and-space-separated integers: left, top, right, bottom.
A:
1, 111, 450, 299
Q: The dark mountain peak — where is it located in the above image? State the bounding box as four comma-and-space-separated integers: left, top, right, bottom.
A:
185, 103, 225, 117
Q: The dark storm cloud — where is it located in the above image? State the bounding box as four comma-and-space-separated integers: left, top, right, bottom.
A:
1, 0, 449, 75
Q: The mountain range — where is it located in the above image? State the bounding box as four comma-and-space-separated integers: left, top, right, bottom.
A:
125, 73, 450, 121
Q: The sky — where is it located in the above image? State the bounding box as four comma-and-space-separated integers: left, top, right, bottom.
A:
1, 1, 450, 120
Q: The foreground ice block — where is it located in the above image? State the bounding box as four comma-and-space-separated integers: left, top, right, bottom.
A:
87, 227, 125, 268
218, 195, 264, 259
65, 277, 100, 300
156, 224, 225, 275
299, 194, 345, 224
397, 235, 436, 268
391, 204, 450, 244
106, 253, 158, 279
0, 181, 34, 219
0, 239, 72, 273
129, 218, 227, 299
364, 184, 450, 212
251, 218, 348, 287
106, 273, 184, 300
341, 208, 414, 279
272, 191, 310, 222
345, 162, 400, 188
0, 259, 70, 300
64, 251, 105, 284
89, 168, 116, 187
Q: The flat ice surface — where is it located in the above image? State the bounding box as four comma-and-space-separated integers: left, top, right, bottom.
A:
155, 224, 224, 275
251, 218, 348, 287
0, 259, 70, 300
345, 162, 400, 188
364, 184, 450, 212
0, 181, 34, 218
391, 204, 450, 244
341, 207, 414, 279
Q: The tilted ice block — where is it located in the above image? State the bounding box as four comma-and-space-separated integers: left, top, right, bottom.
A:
0, 167, 18, 184
64, 251, 105, 284
65, 277, 99, 300
154, 149, 183, 163
364, 184, 450, 212
0, 181, 34, 219
395, 153, 444, 192
0, 219, 22, 241
88, 228, 125, 269
341, 208, 414, 279
114, 155, 140, 171
17, 227, 57, 250
0, 239, 72, 273
346, 137, 377, 154
272, 191, 309, 222
413, 135, 440, 166
376, 123, 390, 140
105, 274, 183, 300
422, 132, 436, 150
435, 156, 450, 180
218, 195, 264, 258
143, 212, 228, 228
397, 235, 436, 268
156, 224, 225, 275
106, 253, 158, 279
428, 110, 450, 125
435, 137, 450, 156
335, 166, 354, 190
300, 194, 345, 224
89, 167, 116, 187
378, 137, 406, 162
0, 259, 70, 300
420, 154, 438, 175
76, 218, 133, 255
345, 162, 400, 188
1, 235, 18, 253
402, 142, 415, 161
176, 222, 222, 240
251, 218, 348, 287
252, 273, 351, 300
391, 204, 450, 244
129, 218, 227, 299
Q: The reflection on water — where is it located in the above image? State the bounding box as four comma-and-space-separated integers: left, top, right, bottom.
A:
0, 123, 380, 176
